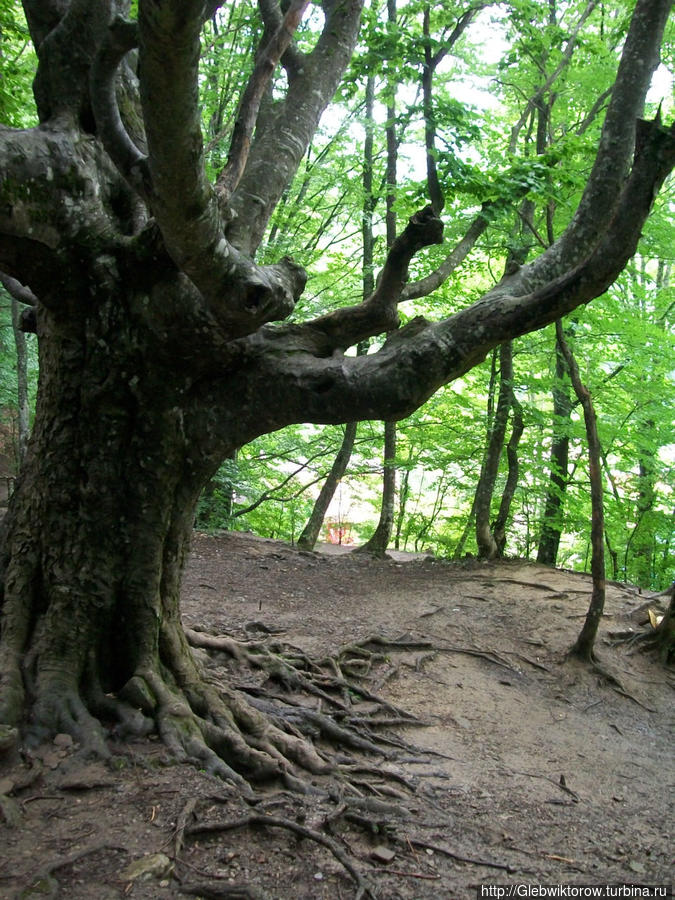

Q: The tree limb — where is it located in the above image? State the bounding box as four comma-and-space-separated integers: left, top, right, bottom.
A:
556, 0, 672, 261
236, 117, 675, 436
227, 0, 365, 254
137, 0, 308, 337
217, 1, 311, 202
400, 207, 491, 301
90, 15, 149, 197
0, 273, 37, 307
256, 0, 307, 80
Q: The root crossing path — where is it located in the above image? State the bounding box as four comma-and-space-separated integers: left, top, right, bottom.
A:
1, 531, 672, 899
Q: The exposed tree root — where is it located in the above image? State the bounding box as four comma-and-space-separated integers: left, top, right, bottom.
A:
187, 813, 378, 900
27, 680, 114, 759
116, 659, 333, 794
179, 883, 271, 900
564, 650, 655, 711
21, 842, 127, 897
404, 836, 516, 873
4, 617, 435, 849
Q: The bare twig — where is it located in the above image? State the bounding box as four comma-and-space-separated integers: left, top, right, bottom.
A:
405, 837, 516, 873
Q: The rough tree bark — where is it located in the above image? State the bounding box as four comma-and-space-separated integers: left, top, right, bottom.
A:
0, 0, 673, 782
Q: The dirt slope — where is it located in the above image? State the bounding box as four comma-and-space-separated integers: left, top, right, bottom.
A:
1, 530, 672, 899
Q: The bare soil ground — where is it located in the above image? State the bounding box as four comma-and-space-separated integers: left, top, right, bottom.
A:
1, 530, 673, 900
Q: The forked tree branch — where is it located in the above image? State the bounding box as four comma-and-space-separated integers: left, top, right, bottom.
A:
137, 0, 309, 336
226, 0, 365, 254
257, 0, 307, 79
308, 206, 443, 348
216, 0, 311, 201
90, 16, 149, 196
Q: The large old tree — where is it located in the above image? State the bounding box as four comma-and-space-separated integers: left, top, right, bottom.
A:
0, 0, 673, 782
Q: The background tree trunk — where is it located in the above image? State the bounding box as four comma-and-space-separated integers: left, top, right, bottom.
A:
296, 422, 358, 550
492, 397, 524, 556
357, 6, 398, 556
296, 73, 377, 551
356, 420, 397, 556
537, 330, 572, 565
475, 341, 516, 559
557, 321, 606, 661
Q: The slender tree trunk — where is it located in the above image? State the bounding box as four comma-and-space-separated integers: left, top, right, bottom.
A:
394, 445, 413, 550
296, 74, 376, 550
358, 9, 398, 556
296, 422, 358, 550
357, 420, 397, 555
422, 3, 444, 215
221, 449, 237, 522
493, 398, 525, 556
537, 330, 572, 565
605, 530, 619, 581
475, 341, 515, 559
556, 321, 606, 661
626, 426, 657, 587
453, 352, 500, 559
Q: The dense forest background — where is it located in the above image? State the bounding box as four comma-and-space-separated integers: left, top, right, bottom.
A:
1, 0, 673, 588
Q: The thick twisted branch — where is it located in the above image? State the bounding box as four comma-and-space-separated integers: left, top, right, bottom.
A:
230, 116, 675, 441
137, 0, 308, 336
90, 15, 149, 197
216, 0, 311, 201
555, 0, 672, 261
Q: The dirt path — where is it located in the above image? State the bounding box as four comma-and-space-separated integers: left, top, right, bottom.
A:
1, 531, 672, 899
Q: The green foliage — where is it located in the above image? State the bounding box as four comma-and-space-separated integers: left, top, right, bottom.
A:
0, 287, 38, 470
0, 1, 37, 126
191, 0, 673, 586
0, 0, 671, 584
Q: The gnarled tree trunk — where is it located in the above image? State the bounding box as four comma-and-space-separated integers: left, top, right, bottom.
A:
0, 0, 673, 782
0, 282, 329, 782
